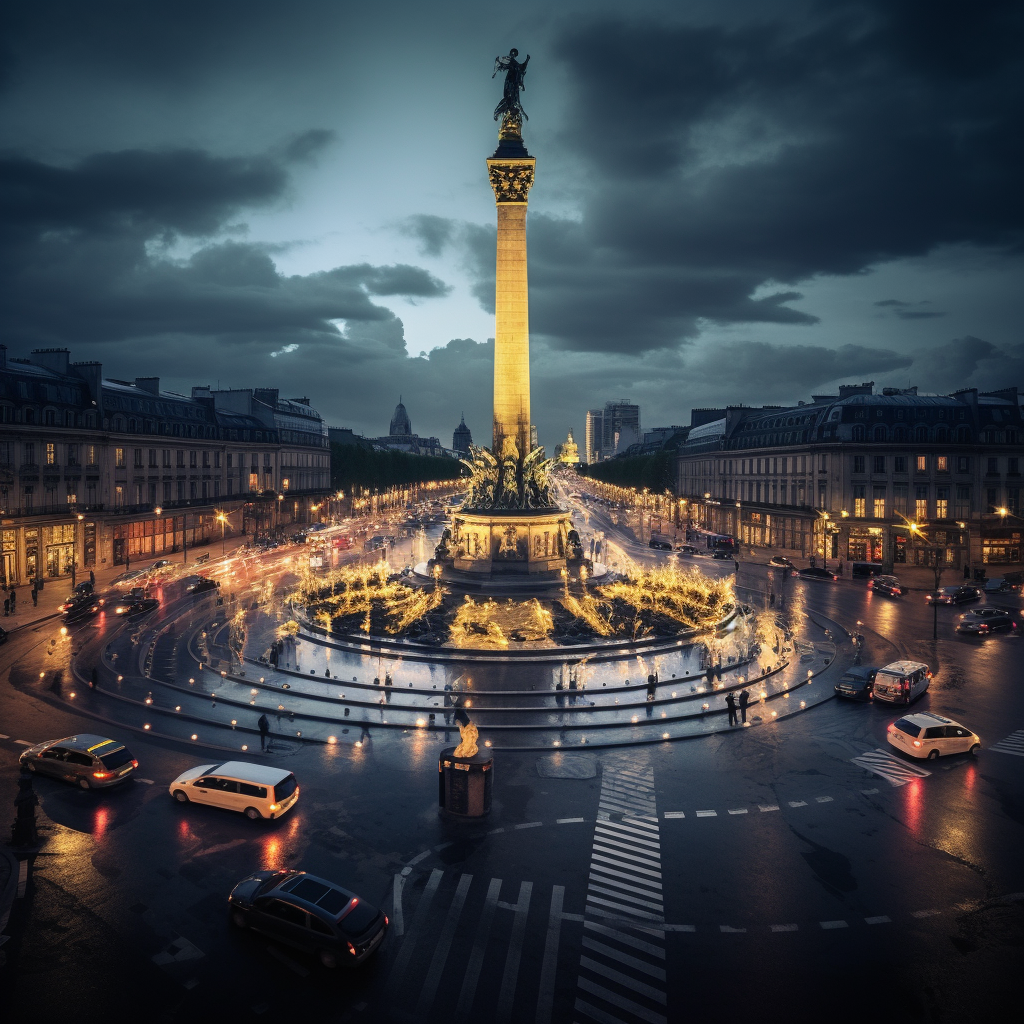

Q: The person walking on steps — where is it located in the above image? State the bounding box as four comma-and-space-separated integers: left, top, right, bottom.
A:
739, 689, 751, 724
726, 691, 737, 726
258, 713, 271, 751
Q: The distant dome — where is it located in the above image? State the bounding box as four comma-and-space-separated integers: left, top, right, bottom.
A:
390, 397, 412, 436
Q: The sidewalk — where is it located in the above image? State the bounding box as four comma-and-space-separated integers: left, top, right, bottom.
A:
0, 534, 251, 634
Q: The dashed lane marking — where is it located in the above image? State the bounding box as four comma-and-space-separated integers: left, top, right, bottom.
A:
727, 808, 748, 815
514, 821, 542, 830
558, 817, 585, 824
990, 730, 1024, 756
695, 810, 717, 818
719, 925, 746, 933
136, 778, 154, 785
788, 801, 807, 808
815, 796, 833, 803
663, 811, 685, 819
851, 749, 931, 787
13, 740, 32, 746
0, 733, 9, 739
759, 805, 780, 812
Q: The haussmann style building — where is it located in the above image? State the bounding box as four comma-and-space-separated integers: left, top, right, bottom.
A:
675, 382, 1023, 570
0, 346, 332, 588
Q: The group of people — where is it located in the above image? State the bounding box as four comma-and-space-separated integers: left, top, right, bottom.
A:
3, 587, 17, 616
724, 688, 753, 726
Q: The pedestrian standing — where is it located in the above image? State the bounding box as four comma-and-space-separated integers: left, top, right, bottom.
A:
125, 555, 130, 572
838, 560, 844, 575
739, 689, 751, 724
733, 559, 739, 573
31, 583, 38, 607
258, 713, 271, 751
725, 691, 737, 726
8, 588, 15, 612
89, 569, 95, 585
3, 598, 7, 617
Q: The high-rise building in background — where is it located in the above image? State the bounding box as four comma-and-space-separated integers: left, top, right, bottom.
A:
603, 400, 641, 456
585, 409, 604, 464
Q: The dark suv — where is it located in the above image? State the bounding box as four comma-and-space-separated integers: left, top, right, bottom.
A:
868, 575, 902, 597
20, 734, 138, 789
834, 665, 878, 701
229, 870, 388, 967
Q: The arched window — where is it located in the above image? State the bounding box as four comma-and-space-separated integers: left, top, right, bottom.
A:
936, 426, 949, 443
915, 425, 929, 442
873, 425, 887, 441
852, 425, 865, 442
892, 426, 907, 442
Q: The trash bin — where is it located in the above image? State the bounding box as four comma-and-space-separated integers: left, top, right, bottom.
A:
438, 745, 493, 818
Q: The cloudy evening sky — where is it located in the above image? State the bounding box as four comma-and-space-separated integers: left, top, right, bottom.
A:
1, 0, 1021, 451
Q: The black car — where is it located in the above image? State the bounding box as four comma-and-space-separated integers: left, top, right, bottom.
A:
185, 575, 219, 595
113, 598, 159, 617
851, 562, 885, 578
926, 586, 981, 605
712, 549, 733, 560
798, 566, 838, 581
648, 538, 672, 550
229, 870, 388, 967
957, 608, 1018, 634
834, 665, 878, 701
769, 556, 796, 569
868, 575, 903, 597
61, 593, 102, 621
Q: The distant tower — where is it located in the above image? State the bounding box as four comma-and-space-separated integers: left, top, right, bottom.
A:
453, 413, 473, 455
390, 396, 412, 437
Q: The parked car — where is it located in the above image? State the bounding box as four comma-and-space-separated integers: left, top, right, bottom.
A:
926, 586, 981, 605
170, 762, 299, 820
648, 536, 673, 550
834, 665, 878, 701
798, 566, 838, 582
957, 608, 1017, 634
111, 569, 146, 586
228, 869, 388, 967
887, 712, 980, 760
868, 575, 903, 597
769, 556, 796, 569
872, 660, 931, 704
676, 544, 700, 557
983, 577, 1009, 593
19, 734, 138, 788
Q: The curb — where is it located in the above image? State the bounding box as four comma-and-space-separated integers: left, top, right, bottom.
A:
8, 612, 61, 633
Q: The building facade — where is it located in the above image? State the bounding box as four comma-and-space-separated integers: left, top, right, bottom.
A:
0, 347, 331, 586
452, 415, 473, 456
676, 384, 1023, 569
603, 400, 641, 457
585, 409, 604, 464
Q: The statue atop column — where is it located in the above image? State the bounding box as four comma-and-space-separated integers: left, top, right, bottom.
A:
492, 49, 530, 139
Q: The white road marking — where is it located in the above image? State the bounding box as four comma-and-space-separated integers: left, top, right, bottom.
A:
865, 915, 891, 924
727, 808, 748, 815
136, 778, 154, 785
558, 817, 585, 824
13, 740, 32, 746
852, 749, 931, 787
387, 868, 443, 988
514, 821, 542, 829
719, 925, 746, 933
0, 733, 9, 739
392, 874, 406, 936
663, 811, 685, 819
695, 810, 717, 817
861, 788, 880, 795
454, 877, 501, 1021
535, 885, 565, 1024
990, 730, 1024, 756
415, 873, 472, 1018
788, 800, 807, 807
408, 850, 431, 866
495, 881, 532, 1024
582, 938, 667, 979
759, 805, 780, 812
815, 796, 833, 803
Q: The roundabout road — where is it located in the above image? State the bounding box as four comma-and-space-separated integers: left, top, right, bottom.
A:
0, 502, 1021, 1023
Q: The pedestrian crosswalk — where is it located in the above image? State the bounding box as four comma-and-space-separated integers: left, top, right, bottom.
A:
851, 748, 931, 787
989, 730, 1024, 757
575, 764, 668, 1024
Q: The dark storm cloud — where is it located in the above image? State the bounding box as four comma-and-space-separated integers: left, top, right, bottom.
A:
0, 141, 448, 353
484, 0, 1023, 355
874, 299, 946, 320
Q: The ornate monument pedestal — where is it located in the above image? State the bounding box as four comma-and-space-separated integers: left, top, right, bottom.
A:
452, 508, 572, 576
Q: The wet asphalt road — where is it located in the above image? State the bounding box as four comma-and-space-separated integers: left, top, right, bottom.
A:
1, 518, 1022, 1023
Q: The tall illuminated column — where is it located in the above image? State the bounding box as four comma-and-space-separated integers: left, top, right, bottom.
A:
487, 134, 535, 458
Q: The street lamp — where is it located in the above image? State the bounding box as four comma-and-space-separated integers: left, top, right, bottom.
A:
904, 519, 946, 641
71, 512, 84, 588
216, 511, 228, 557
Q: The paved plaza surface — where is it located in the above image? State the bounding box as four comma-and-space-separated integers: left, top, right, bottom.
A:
1, 500, 1022, 1023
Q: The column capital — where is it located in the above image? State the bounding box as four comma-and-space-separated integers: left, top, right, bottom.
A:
487, 157, 536, 204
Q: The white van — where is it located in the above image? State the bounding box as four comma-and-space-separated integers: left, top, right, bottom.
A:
872, 660, 932, 705
169, 761, 299, 820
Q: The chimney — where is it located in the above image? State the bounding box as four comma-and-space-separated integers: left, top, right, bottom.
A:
30, 348, 71, 374
135, 377, 160, 395
70, 361, 103, 416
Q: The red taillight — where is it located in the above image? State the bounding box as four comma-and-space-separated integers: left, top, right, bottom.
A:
347, 942, 357, 955
384, 915, 389, 926
131, 759, 139, 768
92, 770, 113, 779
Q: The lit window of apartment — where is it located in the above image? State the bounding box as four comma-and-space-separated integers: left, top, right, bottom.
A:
872, 486, 886, 519
936, 456, 948, 472
86, 445, 96, 465
282, 477, 290, 491
115, 447, 126, 468
114, 485, 125, 507
936, 486, 949, 519
46, 443, 55, 465
249, 472, 258, 491
915, 486, 928, 521
853, 485, 866, 518
916, 455, 927, 472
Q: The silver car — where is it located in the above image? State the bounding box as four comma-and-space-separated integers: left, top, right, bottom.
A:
20, 734, 138, 789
